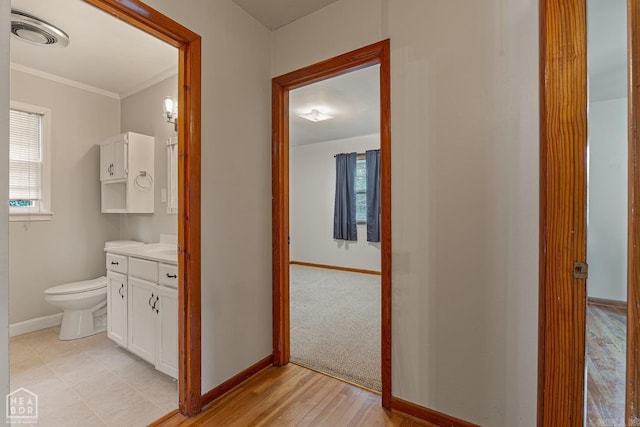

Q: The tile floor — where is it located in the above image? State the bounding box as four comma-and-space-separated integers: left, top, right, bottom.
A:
9, 326, 177, 427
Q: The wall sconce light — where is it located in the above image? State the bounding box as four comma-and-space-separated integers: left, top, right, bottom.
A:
163, 96, 178, 131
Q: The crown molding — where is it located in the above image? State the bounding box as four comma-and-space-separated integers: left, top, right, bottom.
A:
120, 66, 178, 99
10, 63, 120, 99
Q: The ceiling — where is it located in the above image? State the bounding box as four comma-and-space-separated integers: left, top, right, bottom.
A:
10, 0, 178, 99
10, 0, 377, 144
290, 65, 380, 146
232, 0, 340, 30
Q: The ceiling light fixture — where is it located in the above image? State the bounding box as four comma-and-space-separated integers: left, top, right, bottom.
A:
298, 109, 334, 122
11, 10, 70, 48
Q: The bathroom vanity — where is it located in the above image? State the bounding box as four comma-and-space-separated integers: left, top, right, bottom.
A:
105, 239, 178, 379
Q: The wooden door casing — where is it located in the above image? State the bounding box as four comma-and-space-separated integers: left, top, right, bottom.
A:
539, 0, 589, 425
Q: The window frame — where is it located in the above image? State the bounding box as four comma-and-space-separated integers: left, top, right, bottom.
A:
9, 101, 52, 221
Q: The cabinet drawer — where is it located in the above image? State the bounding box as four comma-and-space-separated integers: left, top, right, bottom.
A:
129, 257, 158, 282
159, 264, 178, 289
106, 253, 128, 274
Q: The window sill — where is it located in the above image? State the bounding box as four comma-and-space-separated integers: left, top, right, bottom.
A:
10, 211, 54, 222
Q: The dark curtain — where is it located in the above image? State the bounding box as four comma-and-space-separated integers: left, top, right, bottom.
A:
333, 152, 358, 241
366, 149, 380, 242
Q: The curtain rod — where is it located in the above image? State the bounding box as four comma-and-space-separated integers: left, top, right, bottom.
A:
333, 149, 379, 158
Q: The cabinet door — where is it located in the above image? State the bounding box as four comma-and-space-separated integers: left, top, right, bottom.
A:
100, 142, 112, 181
110, 137, 127, 180
127, 277, 156, 364
107, 271, 127, 347
100, 137, 128, 181
155, 286, 178, 379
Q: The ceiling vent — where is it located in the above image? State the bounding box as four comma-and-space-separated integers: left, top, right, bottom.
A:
11, 10, 69, 48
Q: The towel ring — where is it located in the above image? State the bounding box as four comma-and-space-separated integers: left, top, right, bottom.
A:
134, 171, 153, 190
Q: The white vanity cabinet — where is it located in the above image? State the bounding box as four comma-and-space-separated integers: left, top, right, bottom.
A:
106, 270, 128, 348
128, 276, 157, 363
100, 132, 155, 214
105, 249, 178, 379
155, 281, 178, 378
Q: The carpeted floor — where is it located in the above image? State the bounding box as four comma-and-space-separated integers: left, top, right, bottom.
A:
289, 264, 381, 391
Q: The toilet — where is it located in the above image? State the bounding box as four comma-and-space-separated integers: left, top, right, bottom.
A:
44, 277, 108, 340
44, 240, 143, 340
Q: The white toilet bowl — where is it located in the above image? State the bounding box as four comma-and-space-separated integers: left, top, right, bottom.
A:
44, 276, 108, 340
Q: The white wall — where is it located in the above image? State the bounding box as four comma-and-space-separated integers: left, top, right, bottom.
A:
274, 0, 539, 425
120, 74, 178, 243
142, 0, 273, 394
290, 134, 380, 271
1, 1, 10, 421
587, 98, 628, 301
9, 70, 121, 325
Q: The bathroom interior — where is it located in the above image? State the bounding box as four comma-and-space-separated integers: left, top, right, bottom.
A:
8, 0, 181, 425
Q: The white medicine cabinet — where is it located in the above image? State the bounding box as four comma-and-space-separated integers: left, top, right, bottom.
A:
100, 131, 155, 213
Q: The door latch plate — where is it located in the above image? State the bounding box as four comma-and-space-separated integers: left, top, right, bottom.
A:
574, 261, 588, 279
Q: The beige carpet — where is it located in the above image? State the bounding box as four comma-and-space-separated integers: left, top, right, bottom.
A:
289, 264, 381, 391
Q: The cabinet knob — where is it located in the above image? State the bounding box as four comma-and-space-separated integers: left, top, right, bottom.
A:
111, 261, 119, 265
166, 274, 177, 279
118, 283, 124, 299
148, 293, 155, 308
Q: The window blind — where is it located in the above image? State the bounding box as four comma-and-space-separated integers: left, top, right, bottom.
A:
10, 109, 43, 201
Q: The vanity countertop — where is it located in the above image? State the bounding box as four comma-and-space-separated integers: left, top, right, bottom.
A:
105, 243, 178, 265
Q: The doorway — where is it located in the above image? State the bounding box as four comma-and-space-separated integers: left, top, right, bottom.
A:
585, 0, 628, 422
288, 65, 382, 391
539, 0, 640, 424
6, 0, 201, 418
272, 39, 392, 406
80, 0, 202, 417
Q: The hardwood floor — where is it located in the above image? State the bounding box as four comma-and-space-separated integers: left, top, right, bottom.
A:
153, 364, 433, 426
586, 302, 626, 426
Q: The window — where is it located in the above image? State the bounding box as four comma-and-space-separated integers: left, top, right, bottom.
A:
9, 101, 52, 220
355, 155, 367, 223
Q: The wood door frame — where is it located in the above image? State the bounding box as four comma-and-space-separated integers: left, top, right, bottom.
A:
539, 0, 640, 425
626, 0, 640, 420
84, 0, 202, 416
272, 39, 392, 407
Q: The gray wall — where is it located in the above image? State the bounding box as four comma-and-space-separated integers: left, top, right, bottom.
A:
1, 1, 10, 422
273, 0, 538, 425
120, 74, 178, 242
143, 0, 273, 393
9, 70, 121, 324
290, 134, 381, 271
587, 97, 628, 301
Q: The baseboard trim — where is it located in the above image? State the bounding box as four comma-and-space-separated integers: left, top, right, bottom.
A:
148, 409, 180, 426
200, 354, 274, 407
290, 261, 381, 276
587, 297, 626, 308
391, 397, 480, 427
9, 312, 63, 337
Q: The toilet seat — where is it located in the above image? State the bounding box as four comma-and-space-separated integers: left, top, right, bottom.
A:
45, 276, 107, 295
